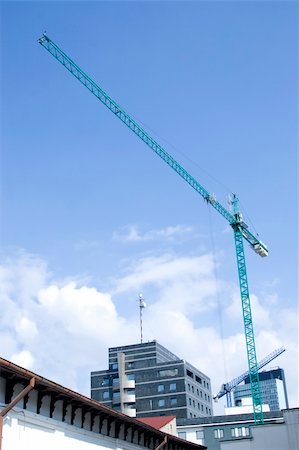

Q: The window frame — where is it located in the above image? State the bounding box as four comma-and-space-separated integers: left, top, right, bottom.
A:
196, 430, 204, 440
103, 391, 110, 400
158, 398, 165, 408
214, 429, 224, 439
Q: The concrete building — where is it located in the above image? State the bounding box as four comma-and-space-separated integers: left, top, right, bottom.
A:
233, 368, 289, 411
0, 356, 206, 450
91, 341, 213, 419
176, 409, 299, 450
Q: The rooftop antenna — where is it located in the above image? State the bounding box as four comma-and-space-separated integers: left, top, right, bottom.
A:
138, 293, 146, 343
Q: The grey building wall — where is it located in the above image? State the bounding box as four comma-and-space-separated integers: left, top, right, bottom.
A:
220, 409, 299, 450
177, 410, 285, 450
91, 341, 213, 419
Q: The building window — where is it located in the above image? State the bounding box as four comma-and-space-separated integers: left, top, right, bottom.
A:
207, 382, 209, 389
192, 386, 194, 393
204, 393, 207, 400
201, 404, 203, 411
196, 376, 202, 384
203, 380, 206, 387
187, 369, 194, 378
170, 383, 177, 391
103, 391, 110, 400
189, 398, 192, 406
158, 369, 178, 377
111, 363, 118, 370
231, 427, 250, 437
127, 362, 135, 369
196, 431, 204, 440
102, 378, 109, 386
178, 432, 186, 440
200, 391, 203, 398
193, 400, 195, 407
214, 429, 224, 439
206, 407, 208, 414
188, 383, 190, 391
113, 377, 119, 385
208, 395, 210, 402
158, 399, 165, 407
170, 398, 177, 406
158, 384, 165, 393
197, 388, 199, 395
127, 374, 135, 380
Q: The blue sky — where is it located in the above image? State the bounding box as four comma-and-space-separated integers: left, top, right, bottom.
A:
1, 1, 298, 414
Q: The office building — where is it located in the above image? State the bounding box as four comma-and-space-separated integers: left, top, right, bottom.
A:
233, 368, 289, 411
91, 341, 213, 419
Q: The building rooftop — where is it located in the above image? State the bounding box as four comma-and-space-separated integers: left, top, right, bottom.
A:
177, 410, 284, 426
138, 415, 176, 430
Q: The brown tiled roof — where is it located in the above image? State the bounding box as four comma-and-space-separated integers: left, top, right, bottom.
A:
138, 416, 176, 429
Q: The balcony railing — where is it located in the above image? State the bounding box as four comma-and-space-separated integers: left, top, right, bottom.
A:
123, 379, 135, 389
123, 406, 136, 418
122, 393, 136, 403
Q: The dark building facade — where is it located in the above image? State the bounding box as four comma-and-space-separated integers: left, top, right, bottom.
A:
234, 368, 289, 411
91, 341, 213, 419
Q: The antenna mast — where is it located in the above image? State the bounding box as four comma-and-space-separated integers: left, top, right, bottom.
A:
138, 293, 146, 343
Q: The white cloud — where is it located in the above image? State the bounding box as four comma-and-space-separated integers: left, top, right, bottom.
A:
11, 350, 35, 369
113, 224, 194, 243
113, 253, 216, 296
16, 317, 38, 341
38, 282, 124, 338
226, 291, 272, 330
0, 249, 297, 414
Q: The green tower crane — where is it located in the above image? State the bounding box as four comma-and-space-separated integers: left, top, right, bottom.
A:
38, 33, 268, 424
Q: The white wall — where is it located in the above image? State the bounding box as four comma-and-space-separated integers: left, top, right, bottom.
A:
2, 407, 146, 450
160, 418, 177, 437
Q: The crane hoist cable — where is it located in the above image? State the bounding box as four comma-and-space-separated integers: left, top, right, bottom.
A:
207, 206, 229, 385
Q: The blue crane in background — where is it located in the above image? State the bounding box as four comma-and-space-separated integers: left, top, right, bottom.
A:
38, 33, 269, 424
213, 346, 286, 407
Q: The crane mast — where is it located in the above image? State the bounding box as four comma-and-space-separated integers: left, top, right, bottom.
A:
38, 33, 268, 424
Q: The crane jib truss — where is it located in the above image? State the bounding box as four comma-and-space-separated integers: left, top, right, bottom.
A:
38, 33, 269, 424
214, 346, 286, 406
